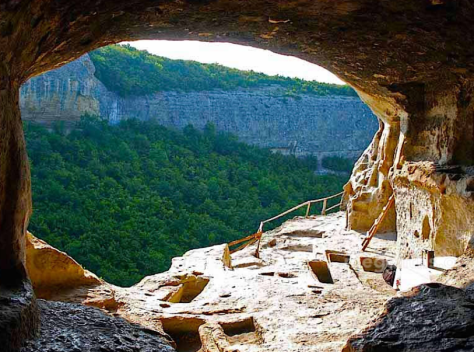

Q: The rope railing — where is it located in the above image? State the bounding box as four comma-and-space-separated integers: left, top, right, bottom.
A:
229, 191, 344, 257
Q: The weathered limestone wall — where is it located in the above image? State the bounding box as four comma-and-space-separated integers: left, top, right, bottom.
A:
389, 82, 474, 262
345, 80, 474, 252
19, 56, 103, 126
345, 81, 474, 263
344, 92, 403, 232
20, 55, 378, 159
393, 163, 474, 262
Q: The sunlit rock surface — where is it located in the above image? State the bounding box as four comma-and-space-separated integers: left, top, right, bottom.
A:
392, 162, 474, 261
26, 232, 101, 291
25, 213, 400, 351
25, 232, 117, 310
24, 212, 474, 351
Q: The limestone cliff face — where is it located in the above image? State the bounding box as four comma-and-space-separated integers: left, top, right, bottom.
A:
20, 55, 378, 160
20, 56, 106, 126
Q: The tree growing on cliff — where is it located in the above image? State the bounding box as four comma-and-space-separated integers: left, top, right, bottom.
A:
89, 45, 357, 98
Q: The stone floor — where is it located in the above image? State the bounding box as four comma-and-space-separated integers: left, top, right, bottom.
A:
21, 212, 474, 351
111, 212, 398, 352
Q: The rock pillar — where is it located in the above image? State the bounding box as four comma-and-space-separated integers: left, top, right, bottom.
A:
0, 77, 39, 351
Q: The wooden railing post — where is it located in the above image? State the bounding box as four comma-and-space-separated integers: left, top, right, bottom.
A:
229, 191, 344, 255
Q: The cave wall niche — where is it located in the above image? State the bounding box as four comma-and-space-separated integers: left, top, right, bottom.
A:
1, 0, 474, 350
392, 82, 474, 263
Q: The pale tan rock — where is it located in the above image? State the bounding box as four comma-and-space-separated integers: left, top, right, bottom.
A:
392, 162, 474, 263
110, 213, 398, 351
25, 232, 116, 309
26, 232, 101, 290
199, 323, 239, 352
32, 212, 474, 351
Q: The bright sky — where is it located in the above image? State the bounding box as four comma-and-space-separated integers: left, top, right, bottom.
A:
123, 40, 345, 85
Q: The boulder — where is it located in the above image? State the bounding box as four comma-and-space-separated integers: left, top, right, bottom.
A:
344, 283, 474, 351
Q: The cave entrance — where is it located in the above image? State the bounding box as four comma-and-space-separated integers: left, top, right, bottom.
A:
0, 2, 473, 352
21, 39, 379, 288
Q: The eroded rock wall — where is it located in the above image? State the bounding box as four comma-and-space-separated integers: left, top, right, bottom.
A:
393, 162, 474, 261
345, 79, 474, 251
389, 82, 474, 262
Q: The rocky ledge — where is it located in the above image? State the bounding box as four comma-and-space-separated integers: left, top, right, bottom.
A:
22, 213, 474, 351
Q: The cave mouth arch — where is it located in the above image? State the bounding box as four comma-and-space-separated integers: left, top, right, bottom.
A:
21, 40, 380, 287
1, 1, 474, 350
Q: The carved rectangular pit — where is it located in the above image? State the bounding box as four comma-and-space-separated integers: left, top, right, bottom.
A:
161, 316, 206, 352
220, 317, 256, 336
360, 256, 387, 273
284, 229, 324, 238
308, 260, 334, 284
325, 250, 350, 263
280, 244, 314, 252
220, 317, 261, 346
167, 277, 210, 303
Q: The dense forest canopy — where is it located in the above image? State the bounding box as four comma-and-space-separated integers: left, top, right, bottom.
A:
322, 156, 354, 173
26, 118, 347, 286
89, 45, 357, 97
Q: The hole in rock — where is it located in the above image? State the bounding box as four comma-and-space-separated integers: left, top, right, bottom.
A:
220, 317, 256, 336
267, 239, 277, 247
414, 230, 420, 238
283, 230, 324, 238
167, 277, 210, 303
277, 272, 297, 278
325, 250, 350, 263
232, 257, 264, 269
421, 216, 431, 241
467, 178, 474, 192
160, 316, 205, 352
360, 256, 387, 273
221, 317, 261, 346
259, 272, 275, 276
280, 244, 314, 252
308, 260, 334, 284
424, 283, 442, 289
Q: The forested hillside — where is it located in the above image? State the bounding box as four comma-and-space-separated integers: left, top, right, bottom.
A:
26, 117, 347, 286
90, 45, 357, 97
